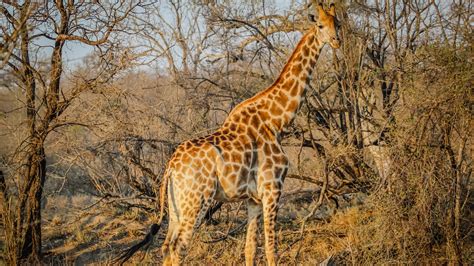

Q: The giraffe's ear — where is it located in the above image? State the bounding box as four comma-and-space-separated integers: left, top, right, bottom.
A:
328, 3, 336, 16
308, 14, 316, 22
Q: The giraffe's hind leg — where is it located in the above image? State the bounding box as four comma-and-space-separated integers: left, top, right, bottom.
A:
168, 220, 193, 265
162, 214, 177, 266
166, 183, 215, 264
168, 202, 214, 264
162, 177, 180, 266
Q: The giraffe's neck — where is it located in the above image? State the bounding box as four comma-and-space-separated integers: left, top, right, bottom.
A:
263, 29, 323, 130
225, 29, 324, 136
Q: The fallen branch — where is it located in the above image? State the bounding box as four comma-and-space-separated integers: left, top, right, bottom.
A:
281, 188, 321, 199
286, 174, 360, 196
200, 220, 247, 244
286, 173, 324, 186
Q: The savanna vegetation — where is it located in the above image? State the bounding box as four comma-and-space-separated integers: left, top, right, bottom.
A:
0, 0, 472, 264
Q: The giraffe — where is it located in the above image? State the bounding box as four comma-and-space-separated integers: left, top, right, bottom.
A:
117, 2, 340, 265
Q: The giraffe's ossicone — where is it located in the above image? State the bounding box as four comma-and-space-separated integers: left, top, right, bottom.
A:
117, 2, 341, 265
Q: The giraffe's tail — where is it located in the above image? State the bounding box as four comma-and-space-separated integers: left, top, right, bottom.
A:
113, 169, 170, 265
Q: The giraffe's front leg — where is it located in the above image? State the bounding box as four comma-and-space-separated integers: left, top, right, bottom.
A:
245, 199, 262, 266
262, 186, 281, 266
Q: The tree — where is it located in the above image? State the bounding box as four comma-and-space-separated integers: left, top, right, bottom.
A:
0, 1, 141, 263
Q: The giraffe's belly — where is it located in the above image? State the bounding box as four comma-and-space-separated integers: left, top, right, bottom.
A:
214, 163, 259, 202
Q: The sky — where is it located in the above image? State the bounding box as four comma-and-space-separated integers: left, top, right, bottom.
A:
60, 0, 299, 70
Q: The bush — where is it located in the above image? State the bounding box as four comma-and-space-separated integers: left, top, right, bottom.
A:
346, 44, 473, 264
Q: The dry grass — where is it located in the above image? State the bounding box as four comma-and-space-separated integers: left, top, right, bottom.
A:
40, 184, 369, 265
40, 139, 472, 265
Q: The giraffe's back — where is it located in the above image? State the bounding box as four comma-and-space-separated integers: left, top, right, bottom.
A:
167, 121, 288, 204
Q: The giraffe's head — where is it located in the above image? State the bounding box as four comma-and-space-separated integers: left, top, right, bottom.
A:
308, 1, 341, 49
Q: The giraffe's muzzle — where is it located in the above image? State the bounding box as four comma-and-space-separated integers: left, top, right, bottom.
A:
330, 37, 341, 49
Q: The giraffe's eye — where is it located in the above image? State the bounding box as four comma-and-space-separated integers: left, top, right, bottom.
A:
318, 25, 324, 29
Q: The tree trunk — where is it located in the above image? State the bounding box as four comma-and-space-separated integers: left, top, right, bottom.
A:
16, 144, 46, 264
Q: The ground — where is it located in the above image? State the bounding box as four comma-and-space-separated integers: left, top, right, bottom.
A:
40, 177, 367, 265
